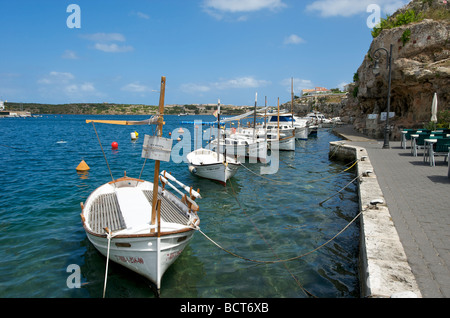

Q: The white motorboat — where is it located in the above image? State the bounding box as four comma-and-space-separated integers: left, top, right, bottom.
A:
80, 77, 201, 296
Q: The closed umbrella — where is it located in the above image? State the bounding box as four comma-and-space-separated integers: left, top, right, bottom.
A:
431, 92, 438, 123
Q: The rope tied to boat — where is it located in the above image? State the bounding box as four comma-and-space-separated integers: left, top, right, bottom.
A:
103, 227, 113, 298
192, 209, 362, 265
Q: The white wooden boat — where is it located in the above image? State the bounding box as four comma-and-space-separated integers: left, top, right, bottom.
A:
265, 100, 296, 152
210, 128, 267, 163
187, 100, 241, 185
266, 128, 296, 151
292, 116, 309, 140
187, 148, 240, 185
80, 77, 201, 296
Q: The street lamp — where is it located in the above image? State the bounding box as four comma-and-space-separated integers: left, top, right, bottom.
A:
372, 44, 393, 149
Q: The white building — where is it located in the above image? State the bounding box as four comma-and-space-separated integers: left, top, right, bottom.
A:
0, 101, 5, 111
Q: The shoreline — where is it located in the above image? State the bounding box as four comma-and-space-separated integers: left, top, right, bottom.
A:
330, 126, 421, 298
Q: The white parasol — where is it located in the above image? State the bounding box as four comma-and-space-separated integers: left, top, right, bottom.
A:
431, 92, 438, 123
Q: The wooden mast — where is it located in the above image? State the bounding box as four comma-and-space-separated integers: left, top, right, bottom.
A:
277, 97, 280, 140
291, 77, 294, 128
216, 99, 221, 161
151, 76, 166, 232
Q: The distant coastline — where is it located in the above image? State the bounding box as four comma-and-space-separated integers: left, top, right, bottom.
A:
2, 102, 254, 116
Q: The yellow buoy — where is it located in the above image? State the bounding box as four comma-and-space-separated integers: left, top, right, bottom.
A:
76, 160, 90, 172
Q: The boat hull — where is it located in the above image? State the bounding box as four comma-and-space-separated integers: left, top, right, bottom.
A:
86, 230, 195, 289
188, 161, 240, 184
294, 127, 309, 140
81, 177, 200, 292
187, 148, 240, 184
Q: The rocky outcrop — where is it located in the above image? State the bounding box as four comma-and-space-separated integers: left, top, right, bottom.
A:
342, 0, 450, 140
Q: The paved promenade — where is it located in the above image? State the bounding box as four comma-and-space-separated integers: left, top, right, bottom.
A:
334, 125, 450, 298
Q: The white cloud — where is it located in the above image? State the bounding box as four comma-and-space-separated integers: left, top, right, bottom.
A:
203, 0, 286, 20
181, 76, 270, 95
337, 81, 349, 90
121, 82, 152, 93
37, 72, 101, 100
62, 50, 79, 59
306, 0, 408, 17
214, 76, 271, 89
203, 0, 286, 13
94, 43, 134, 53
80, 33, 126, 42
65, 82, 96, 94
284, 34, 305, 45
80, 33, 134, 53
180, 83, 211, 94
38, 71, 74, 84
281, 78, 314, 94
130, 11, 150, 19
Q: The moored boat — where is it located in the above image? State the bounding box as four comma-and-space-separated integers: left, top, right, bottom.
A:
80, 76, 201, 296
187, 148, 240, 185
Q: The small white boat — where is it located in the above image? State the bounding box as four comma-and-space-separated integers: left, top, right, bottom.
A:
292, 117, 309, 140
265, 105, 296, 152
187, 100, 241, 185
210, 128, 267, 163
187, 148, 240, 185
80, 77, 201, 296
80, 173, 200, 293
266, 128, 296, 151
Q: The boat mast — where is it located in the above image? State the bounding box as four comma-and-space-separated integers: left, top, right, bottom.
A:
216, 99, 221, 161
291, 77, 294, 128
253, 92, 257, 142
277, 97, 280, 140
151, 76, 166, 232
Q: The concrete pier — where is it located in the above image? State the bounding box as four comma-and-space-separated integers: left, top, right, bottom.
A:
331, 125, 450, 298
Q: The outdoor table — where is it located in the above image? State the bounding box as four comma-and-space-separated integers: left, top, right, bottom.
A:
423, 138, 437, 166
411, 134, 419, 156
401, 131, 408, 149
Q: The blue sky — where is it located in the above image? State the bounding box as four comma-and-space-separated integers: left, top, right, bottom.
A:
0, 0, 409, 106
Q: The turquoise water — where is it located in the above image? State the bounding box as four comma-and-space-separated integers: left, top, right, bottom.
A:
0, 115, 359, 298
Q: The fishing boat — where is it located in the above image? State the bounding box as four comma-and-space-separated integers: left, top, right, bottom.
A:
80, 77, 201, 296
187, 148, 240, 185
187, 100, 240, 185
265, 99, 296, 151
209, 93, 268, 163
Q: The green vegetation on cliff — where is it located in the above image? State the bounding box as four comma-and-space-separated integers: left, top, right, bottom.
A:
371, 0, 450, 38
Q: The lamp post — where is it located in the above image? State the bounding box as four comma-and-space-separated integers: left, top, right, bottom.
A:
372, 44, 393, 149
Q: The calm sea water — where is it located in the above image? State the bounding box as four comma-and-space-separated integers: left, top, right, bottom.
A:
0, 115, 359, 298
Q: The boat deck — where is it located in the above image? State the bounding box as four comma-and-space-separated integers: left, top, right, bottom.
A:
88, 189, 191, 234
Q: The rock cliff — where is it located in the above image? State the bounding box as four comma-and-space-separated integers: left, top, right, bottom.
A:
342, 0, 450, 140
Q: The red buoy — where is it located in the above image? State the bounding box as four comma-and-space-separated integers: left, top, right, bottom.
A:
111, 141, 118, 149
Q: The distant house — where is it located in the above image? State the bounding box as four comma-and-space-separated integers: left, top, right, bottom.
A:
301, 87, 331, 96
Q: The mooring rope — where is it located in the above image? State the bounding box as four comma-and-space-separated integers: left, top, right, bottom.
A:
91, 122, 115, 183
226, 179, 315, 297
195, 208, 362, 265
238, 163, 291, 185
192, 167, 364, 271
319, 172, 361, 205
103, 229, 112, 298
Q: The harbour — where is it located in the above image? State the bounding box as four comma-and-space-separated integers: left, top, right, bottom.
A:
0, 113, 361, 298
